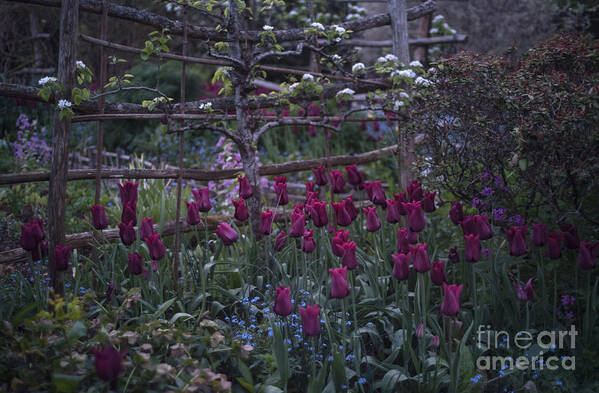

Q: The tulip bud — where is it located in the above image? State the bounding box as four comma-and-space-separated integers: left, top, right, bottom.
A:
514, 278, 534, 302
461, 214, 493, 240
430, 335, 440, 348
121, 200, 137, 225
260, 209, 275, 235
274, 231, 287, 252
331, 201, 352, 227
409, 243, 431, 273
238, 175, 253, 199
363, 206, 381, 232
407, 229, 419, 244
345, 165, 362, 186
464, 234, 481, 262
385, 199, 401, 224
19, 219, 44, 251
192, 187, 212, 212
289, 210, 307, 237
363, 180, 386, 206
118, 181, 138, 205
329, 266, 349, 298
305, 181, 315, 194
449, 201, 464, 225
92, 345, 126, 381
441, 283, 463, 316
185, 201, 201, 226
312, 166, 328, 186
430, 261, 446, 285
307, 200, 328, 228
578, 241, 598, 270
505, 225, 527, 257
415, 323, 424, 338
331, 230, 350, 257
344, 196, 359, 221
91, 204, 109, 230
232, 197, 249, 221
546, 232, 563, 259
118, 221, 136, 246
422, 191, 436, 213
531, 223, 547, 247
54, 244, 73, 271
392, 253, 410, 281
393, 192, 408, 215
144, 233, 166, 261
407, 180, 423, 202
139, 217, 154, 241
340, 241, 358, 270
273, 286, 293, 316
397, 228, 410, 254
128, 253, 143, 275
215, 222, 238, 246
402, 201, 426, 232
561, 223, 579, 249
329, 169, 345, 193
274, 181, 289, 206
302, 230, 316, 253
299, 304, 321, 336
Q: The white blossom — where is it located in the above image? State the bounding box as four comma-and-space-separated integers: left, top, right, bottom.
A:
400, 92, 410, 98
38, 76, 57, 85
409, 60, 423, 68
394, 100, 404, 110
57, 99, 72, 109
346, 13, 361, 20
288, 82, 300, 92
289, 10, 298, 16
76, 60, 86, 69
199, 102, 213, 110
415, 76, 433, 86
428, 67, 437, 73
335, 37, 342, 42
377, 56, 387, 63
432, 15, 444, 23
385, 54, 398, 62
333, 25, 346, 34
331, 54, 341, 62
352, 63, 365, 73
336, 88, 355, 97
263, 25, 274, 31
310, 22, 325, 31
302, 73, 314, 81
430, 27, 439, 34
391, 69, 416, 79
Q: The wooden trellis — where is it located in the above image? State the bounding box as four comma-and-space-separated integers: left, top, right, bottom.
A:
0, 0, 467, 296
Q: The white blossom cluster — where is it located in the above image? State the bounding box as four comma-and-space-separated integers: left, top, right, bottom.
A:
332, 25, 346, 34
57, 99, 72, 109
310, 22, 325, 31
409, 60, 423, 68
352, 63, 365, 73
415, 76, 433, 87
331, 54, 342, 62
263, 25, 274, 31
394, 100, 404, 110
377, 54, 398, 63
432, 15, 445, 23
302, 73, 314, 81
288, 82, 300, 92
391, 69, 416, 79
199, 102, 213, 110
336, 88, 355, 97
76, 60, 86, 69
38, 76, 57, 86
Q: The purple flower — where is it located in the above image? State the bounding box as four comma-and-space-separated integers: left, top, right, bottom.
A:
471, 198, 481, 208
480, 187, 494, 197
493, 208, 506, 221
482, 248, 490, 257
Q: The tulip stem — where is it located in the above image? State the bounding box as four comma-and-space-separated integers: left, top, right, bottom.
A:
583, 271, 591, 345
552, 269, 557, 328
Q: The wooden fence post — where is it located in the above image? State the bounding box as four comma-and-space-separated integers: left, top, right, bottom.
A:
48, 0, 79, 297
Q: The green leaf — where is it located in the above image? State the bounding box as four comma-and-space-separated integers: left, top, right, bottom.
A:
52, 373, 84, 393
169, 312, 193, 324
66, 321, 87, 340
153, 297, 176, 318
272, 323, 288, 388
330, 349, 346, 392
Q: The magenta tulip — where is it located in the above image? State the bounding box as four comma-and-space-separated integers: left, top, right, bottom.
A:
121, 200, 137, 225
92, 345, 126, 381
54, 245, 72, 271
312, 165, 328, 186
385, 199, 401, 224
329, 266, 349, 298
305, 181, 315, 194
274, 181, 289, 206
139, 217, 154, 241
128, 253, 143, 275
274, 286, 293, 316
145, 233, 166, 261
402, 201, 426, 232
532, 223, 547, 247
449, 201, 464, 225
345, 165, 362, 186
331, 229, 350, 257
406, 180, 423, 202
410, 243, 431, 273
260, 209, 275, 235
578, 241, 598, 270
238, 175, 253, 199
344, 196, 359, 221
19, 218, 44, 251
392, 253, 410, 280
461, 214, 493, 240
289, 210, 306, 237
363, 206, 381, 232
302, 230, 316, 253
514, 278, 534, 302
505, 225, 527, 257
185, 201, 201, 226
422, 191, 436, 213
340, 241, 358, 270
397, 228, 410, 254
441, 283, 463, 316
464, 234, 481, 262
393, 192, 408, 215
118, 221, 136, 246
332, 201, 352, 227
561, 223, 579, 249
215, 222, 238, 246
232, 197, 249, 221
274, 230, 287, 252
118, 181, 138, 205
192, 187, 212, 212
430, 261, 446, 285
364, 180, 386, 206
329, 169, 345, 193
91, 204, 109, 230
299, 304, 321, 336
546, 232, 563, 259
307, 200, 328, 228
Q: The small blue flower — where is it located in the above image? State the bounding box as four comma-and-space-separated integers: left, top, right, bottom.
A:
357, 378, 367, 385
555, 381, 563, 386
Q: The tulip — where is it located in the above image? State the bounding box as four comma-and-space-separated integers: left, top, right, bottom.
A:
402, 201, 426, 232
274, 231, 287, 252
54, 245, 72, 271
91, 205, 109, 230
238, 175, 253, 199
302, 230, 316, 253
363, 206, 381, 232
464, 234, 481, 262
449, 201, 464, 225
430, 335, 440, 348
139, 217, 154, 241
441, 283, 463, 316
260, 209, 275, 235
345, 165, 362, 186
274, 176, 286, 184
152, 260, 158, 272
415, 323, 424, 338
185, 201, 201, 226
312, 165, 328, 186
407, 230, 419, 244
273, 286, 293, 316
448, 246, 460, 264
128, 253, 143, 275
430, 261, 446, 285
561, 223, 579, 249
407, 180, 423, 202
307, 200, 328, 228
232, 197, 249, 221
331, 230, 350, 257
145, 233, 166, 260
505, 225, 528, 257
461, 214, 493, 240
192, 187, 212, 212
392, 253, 410, 280
410, 243, 431, 273
299, 304, 321, 336
393, 192, 408, 215
289, 210, 306, 237
121, 200, 137, 225
92, 345, 126, 381
422, 191, 436, 213
364, 181, 386, 206
331, 201, 352, 227
328, 169, 345, 193
305, 181, 316, 194
344, 196, 359, 221
514, 278, 534, 302
578, 241, 598, 270
340, 241, 358, 270
31, 240, 48, 261
397, 228, 410, 254
329, 266, 349, 298
118, 221, 136, 246
531, 223, 547, 247
118, 181, 138, 205
546, 232, 563, 259
305, 191, 319, 206
385, 199, 401, 224
19, 219, 44, 251
215, 222, 238, 246
274, 181, 289, 206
